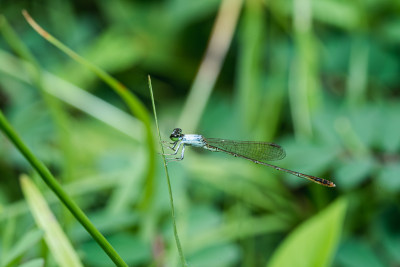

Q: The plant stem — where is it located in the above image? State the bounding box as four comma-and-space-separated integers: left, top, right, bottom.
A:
148, 76, 188, 266
22, 10, 156, 207
0, 110, 128, 267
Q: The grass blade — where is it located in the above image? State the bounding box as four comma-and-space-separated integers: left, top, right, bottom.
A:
0, 14, 74, 180
268, 197, 348, 267
2, 229, 43, 266
148, 76, 187, 266
177, 0, 243, 132
0, 110, 128, 267
20, 175, 83, 267
22, 10, 156, 206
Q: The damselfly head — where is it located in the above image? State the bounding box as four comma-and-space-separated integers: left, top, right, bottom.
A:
170, 128, 183, 141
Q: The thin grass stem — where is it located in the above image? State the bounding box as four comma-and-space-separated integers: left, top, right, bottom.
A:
0, 15, 74, 180
22, 10, 156, 206
0, 110, 128, 267
148, 76, 188, 267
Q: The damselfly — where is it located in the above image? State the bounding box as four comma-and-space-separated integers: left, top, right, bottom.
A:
163, 128, 335, 187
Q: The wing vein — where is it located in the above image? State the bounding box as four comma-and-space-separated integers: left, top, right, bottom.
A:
204, 138, 286, 161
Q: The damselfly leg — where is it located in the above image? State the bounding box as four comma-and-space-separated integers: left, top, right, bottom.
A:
161, 128, 336, 187
162, 140, 186, 161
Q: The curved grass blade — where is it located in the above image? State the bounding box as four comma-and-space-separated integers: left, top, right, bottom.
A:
22, 10, 156, 206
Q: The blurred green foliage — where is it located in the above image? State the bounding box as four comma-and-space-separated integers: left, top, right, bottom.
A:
0, 0, 400, 266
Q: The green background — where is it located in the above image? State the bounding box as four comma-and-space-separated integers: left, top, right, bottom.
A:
0, 0, 399, 266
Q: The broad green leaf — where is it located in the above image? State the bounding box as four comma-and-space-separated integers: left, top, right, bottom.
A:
336, 239, 385, 267
20, 175, 83, 267
335, 157, 375, 189
380, 104, 400, 152
267, 197, 347, 267
377, 163, 400, 192
188, 243, 240, 267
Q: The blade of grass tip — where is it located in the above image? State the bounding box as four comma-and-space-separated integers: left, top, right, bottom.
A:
148, 75, 187, 267
21, 9, 148, 123
0, 14, 74, 181
22, 9, 156, 207
0, 110, 128, 267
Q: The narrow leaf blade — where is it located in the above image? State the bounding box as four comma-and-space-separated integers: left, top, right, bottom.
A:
20, 175, 83, 267
268, 197, 347, 267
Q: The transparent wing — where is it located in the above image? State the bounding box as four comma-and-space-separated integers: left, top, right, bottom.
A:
204, 138, 286, 161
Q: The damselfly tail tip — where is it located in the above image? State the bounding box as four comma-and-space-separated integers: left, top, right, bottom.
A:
310, 176, 336, 187
326, 180, 336, 187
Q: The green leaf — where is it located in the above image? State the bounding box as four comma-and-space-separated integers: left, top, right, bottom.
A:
2, 229, 43, 266
336, 239, 385, 267
335, 157, 375, 189
79, 233, 151, 266
312, 0, 361, 30
20, 175, 84, 267
267, 197, 347, 267
377, 163, 400, 192
17, 258, 45, 267
188, 243, 240, 267
380, 104, 400, 152
377, 208, 400, 263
